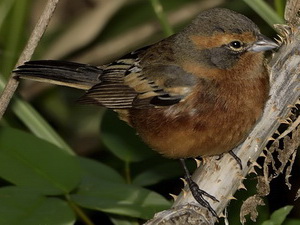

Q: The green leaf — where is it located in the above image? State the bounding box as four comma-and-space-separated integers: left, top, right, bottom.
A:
283, 219, 300, 225
0, 186, 75, 225
0, 127, 82, 195
0, 0, 30, 77
150, 0, 174, 36
243, 0, 284, 26
274, 0, 285, 18
12, 97, 74, 154
0, 0, 15, 29
0, 76, 73, 155
78, 157, 124, 183
262, 205, 293, 225
101, 111, 155, 162
132, 161, 182, 186
71, 176, 171, 219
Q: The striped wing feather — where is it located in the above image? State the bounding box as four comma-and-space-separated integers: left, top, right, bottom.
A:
78, 49, 184, 109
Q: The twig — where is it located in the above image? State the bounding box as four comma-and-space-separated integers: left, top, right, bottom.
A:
150, 0, 174, 36
0, 0, 60, 119
67, 197, 95, 225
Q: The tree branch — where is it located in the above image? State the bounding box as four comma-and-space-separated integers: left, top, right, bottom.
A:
145, 0, 300, 224
0, 0, 60, 119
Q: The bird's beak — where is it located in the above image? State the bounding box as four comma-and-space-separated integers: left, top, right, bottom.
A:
248, 35, 279, 52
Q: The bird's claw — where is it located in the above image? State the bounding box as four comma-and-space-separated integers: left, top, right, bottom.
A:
186, 175, 219, 218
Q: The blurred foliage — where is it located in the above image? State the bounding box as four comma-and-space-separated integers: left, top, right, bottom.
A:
262, 206, 293, 225
0, 0, 299, 225
0, 0, 30, 77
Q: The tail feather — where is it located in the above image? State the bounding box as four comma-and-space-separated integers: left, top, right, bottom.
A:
14, 60, 103, 90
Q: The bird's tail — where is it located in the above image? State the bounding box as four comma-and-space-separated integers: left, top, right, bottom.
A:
13, 60, 103, 90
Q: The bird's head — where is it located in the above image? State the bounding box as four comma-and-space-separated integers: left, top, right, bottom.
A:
174, 8, 278, 70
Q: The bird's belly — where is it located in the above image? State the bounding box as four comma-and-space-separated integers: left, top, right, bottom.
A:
129, 104, 262, 159
129, 75, 269, 159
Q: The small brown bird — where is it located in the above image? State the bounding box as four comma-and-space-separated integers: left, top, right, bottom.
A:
14, 8, 278, 217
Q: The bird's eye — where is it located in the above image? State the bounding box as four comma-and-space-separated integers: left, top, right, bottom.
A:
228, 41, 244, 51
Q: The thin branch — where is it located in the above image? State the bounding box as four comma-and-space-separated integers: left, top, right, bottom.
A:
67, 197, 95, 225
150, 0, 174, 36
0, 0, 60, 119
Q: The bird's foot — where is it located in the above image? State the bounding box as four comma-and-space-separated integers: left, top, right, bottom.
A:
180, 158, 219, 218
184, 174, 219, 218
229, 150, 243, 170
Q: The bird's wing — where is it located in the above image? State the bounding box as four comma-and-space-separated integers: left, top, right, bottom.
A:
78, 45, 197, 109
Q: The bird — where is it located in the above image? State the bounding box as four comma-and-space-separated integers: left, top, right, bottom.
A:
13, 8, 278, 217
